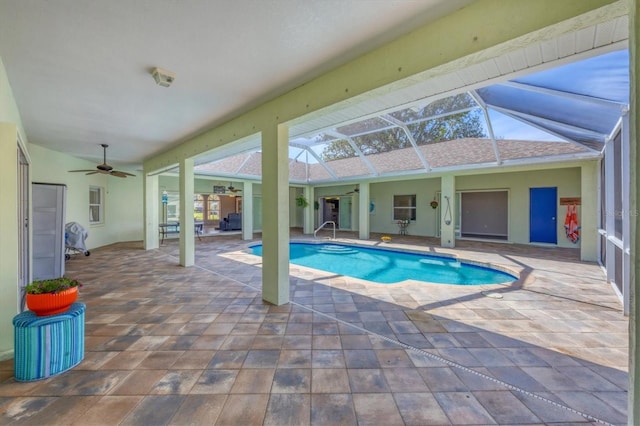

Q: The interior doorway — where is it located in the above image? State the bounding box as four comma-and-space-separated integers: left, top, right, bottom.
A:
319, 196, 352, 230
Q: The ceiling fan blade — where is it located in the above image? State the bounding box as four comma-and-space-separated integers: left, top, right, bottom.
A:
69, 144, 132, 178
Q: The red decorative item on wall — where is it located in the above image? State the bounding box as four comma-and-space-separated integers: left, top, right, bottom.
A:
564, 204, 580, 244
26, 287, 78, 316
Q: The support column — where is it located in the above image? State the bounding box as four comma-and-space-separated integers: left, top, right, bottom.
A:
261, 125, 290, 305
440, 175, 455, 248
303, 185, 315, 234
0, 123, 19, 358
201, 194, 210, 227
629, 0, 639, 422
143, 174, 159, 250
358, 182, 370, 240
242, 182, 253, 240
179, 157, 194, 267
580, 163, 597, 261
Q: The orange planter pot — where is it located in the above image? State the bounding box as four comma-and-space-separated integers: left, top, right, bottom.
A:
26, 287, 78, 316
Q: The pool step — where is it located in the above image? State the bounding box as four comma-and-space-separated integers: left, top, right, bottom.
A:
419, 258, 461, 268
318, 245, 358, 255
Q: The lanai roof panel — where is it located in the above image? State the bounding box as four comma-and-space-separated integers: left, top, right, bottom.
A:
477, 85, 621, 139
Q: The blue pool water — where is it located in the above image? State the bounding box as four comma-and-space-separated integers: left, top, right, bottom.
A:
249, 242, 517, 285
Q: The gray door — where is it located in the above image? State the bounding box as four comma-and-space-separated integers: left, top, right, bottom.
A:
32, 183, 66, 280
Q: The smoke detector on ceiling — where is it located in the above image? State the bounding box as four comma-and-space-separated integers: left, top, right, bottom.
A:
151, 67, 176, 87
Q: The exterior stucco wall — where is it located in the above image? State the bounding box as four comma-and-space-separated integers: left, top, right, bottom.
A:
312, 165, 590, 249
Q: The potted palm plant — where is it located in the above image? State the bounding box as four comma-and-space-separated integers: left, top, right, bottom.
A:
295, 195, 309, 208
24, 277, 82, 316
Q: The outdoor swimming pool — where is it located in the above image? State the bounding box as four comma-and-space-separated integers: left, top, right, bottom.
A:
249, 242, 517, 285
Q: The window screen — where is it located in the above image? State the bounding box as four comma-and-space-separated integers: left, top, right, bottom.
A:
460, 191, 508, 239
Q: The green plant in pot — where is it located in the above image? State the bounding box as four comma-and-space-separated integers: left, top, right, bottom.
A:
295, 195, 309, 208
24, 277, 82, 316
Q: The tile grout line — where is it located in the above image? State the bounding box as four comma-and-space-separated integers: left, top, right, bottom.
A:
178, 253, 614, 426
295, 303, 613, 426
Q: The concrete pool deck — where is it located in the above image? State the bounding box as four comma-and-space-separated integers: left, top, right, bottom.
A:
0, 231, 628, 425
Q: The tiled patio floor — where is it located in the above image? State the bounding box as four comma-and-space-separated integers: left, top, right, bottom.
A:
0, 231, 628, 425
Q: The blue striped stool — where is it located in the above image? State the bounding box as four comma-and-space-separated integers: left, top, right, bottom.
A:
13, 302, 85, 382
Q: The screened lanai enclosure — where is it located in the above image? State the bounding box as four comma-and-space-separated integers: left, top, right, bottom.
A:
167, 27, 630, 311
194, 49, 627, 181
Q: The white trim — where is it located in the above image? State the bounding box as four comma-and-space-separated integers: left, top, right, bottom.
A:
89, 185, 104, 225
604, 130, 615, 286
621, 113, 630, 314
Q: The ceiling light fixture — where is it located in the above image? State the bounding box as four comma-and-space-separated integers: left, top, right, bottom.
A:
151, 67, 176, 87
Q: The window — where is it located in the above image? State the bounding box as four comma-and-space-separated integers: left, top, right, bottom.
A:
194, 194, 205, 220
89, 186, 103, 224
208, 197, 219, 221
393, 194, 416, 221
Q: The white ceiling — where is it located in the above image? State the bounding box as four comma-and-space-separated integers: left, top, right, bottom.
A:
0, 0, 475, 169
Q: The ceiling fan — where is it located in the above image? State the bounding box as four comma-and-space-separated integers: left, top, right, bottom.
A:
69, 144, 135, 178
227, 183, 242, 193
346, 186, 360, 195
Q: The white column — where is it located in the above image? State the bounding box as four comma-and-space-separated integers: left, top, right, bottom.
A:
242, 182, 253, 240
261, 125, 290, 305
440, 175, 455, 248
580, 163, 597, 261
179, 157, 194, 267
358, 182, 370, 239
604, 136, 615, 283
143, 173, 159, 250
303, 185, 314, 234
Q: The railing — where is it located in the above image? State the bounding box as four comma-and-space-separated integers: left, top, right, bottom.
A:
314, 221, 336, 240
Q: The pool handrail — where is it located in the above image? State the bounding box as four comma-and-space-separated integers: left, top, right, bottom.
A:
314, 221, 336, 240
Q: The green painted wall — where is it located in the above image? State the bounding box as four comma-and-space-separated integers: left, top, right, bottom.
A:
369, 178, 442, 237
457, 167, 583, 248
159, 175, 262, 196
309, 165, 589, 248
29, 144, 143, 249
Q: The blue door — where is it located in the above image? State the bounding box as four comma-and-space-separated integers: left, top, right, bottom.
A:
530, 187, 557, 244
